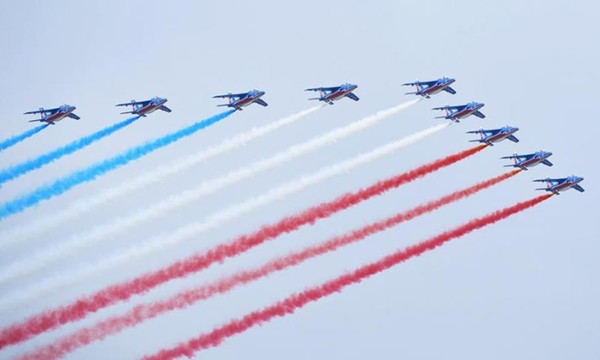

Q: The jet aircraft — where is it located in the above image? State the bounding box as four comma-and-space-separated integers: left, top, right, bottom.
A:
403, 77, 456, 98
534, 176, 585, 195
433, 102, 485, 122
213, 90, 268, 110
115, 97, 171, 117
502, 151, 553, 170
24, 104, 80, 125
467, 126, 519, 146
305, 83, 359, 105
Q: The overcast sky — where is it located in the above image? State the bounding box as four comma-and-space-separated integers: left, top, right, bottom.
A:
1, 1, 598, 359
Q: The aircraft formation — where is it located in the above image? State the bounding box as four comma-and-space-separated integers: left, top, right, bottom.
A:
21, 79, 584, 195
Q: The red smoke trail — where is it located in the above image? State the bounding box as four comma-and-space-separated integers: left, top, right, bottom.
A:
19, 169, 520, 360
0, 145, 486, 349
142, 193, 552, 360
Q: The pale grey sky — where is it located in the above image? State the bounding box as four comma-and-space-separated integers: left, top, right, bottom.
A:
0, 1, 598, 359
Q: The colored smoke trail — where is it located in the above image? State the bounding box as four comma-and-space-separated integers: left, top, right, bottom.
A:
0, 111, 234, 220
141, 194, 552, 360
20, 170, 521, 359
0, 143, 483, 349
0, 125, 48, 152
0, 106, 323, 251
0, 117, 138, 186
0, 121, 446, 289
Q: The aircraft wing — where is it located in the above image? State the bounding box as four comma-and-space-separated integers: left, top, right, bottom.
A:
573, 184, 585, 192
443, 86, 457, 94
466, 129, 495, 135
24, 107, 58, 115
67, 113, 81, 120
159, 105, 172, 113
507, 135, 519, 143
254, 99, 268, 107
433, 105, 463, 110
473, 111, 486, 119
116, 100, 150, 107
213, 93, 247, 99
501, 154, 525, 160
402, 80, 436, 86
304, 86, 339, 92
541, 159, 553, 167
534, 177, 566, 183
346, 92, 360, 101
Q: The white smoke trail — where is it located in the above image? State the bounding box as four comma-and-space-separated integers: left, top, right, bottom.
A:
0, 99, 420, 286
0, 121, 446, 314
0, 106, 322, 251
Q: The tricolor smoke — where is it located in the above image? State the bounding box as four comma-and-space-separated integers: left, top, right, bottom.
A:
0, 143, 484, 349
0, 124, 48, 152
141, 194, 553, 360
0, 110, 234, 219
19, 170, 521, 359
0, 121, 445, 290
0, 116, 138, 186
0, 106, 323, 250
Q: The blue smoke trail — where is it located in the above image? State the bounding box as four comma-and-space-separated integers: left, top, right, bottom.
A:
0, 125, 48, 152
0, 117, 140, 186
0, 110, 234, 220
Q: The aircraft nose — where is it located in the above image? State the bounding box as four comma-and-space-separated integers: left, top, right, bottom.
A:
547, 151, 553, 157
513, 127, 519, 132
